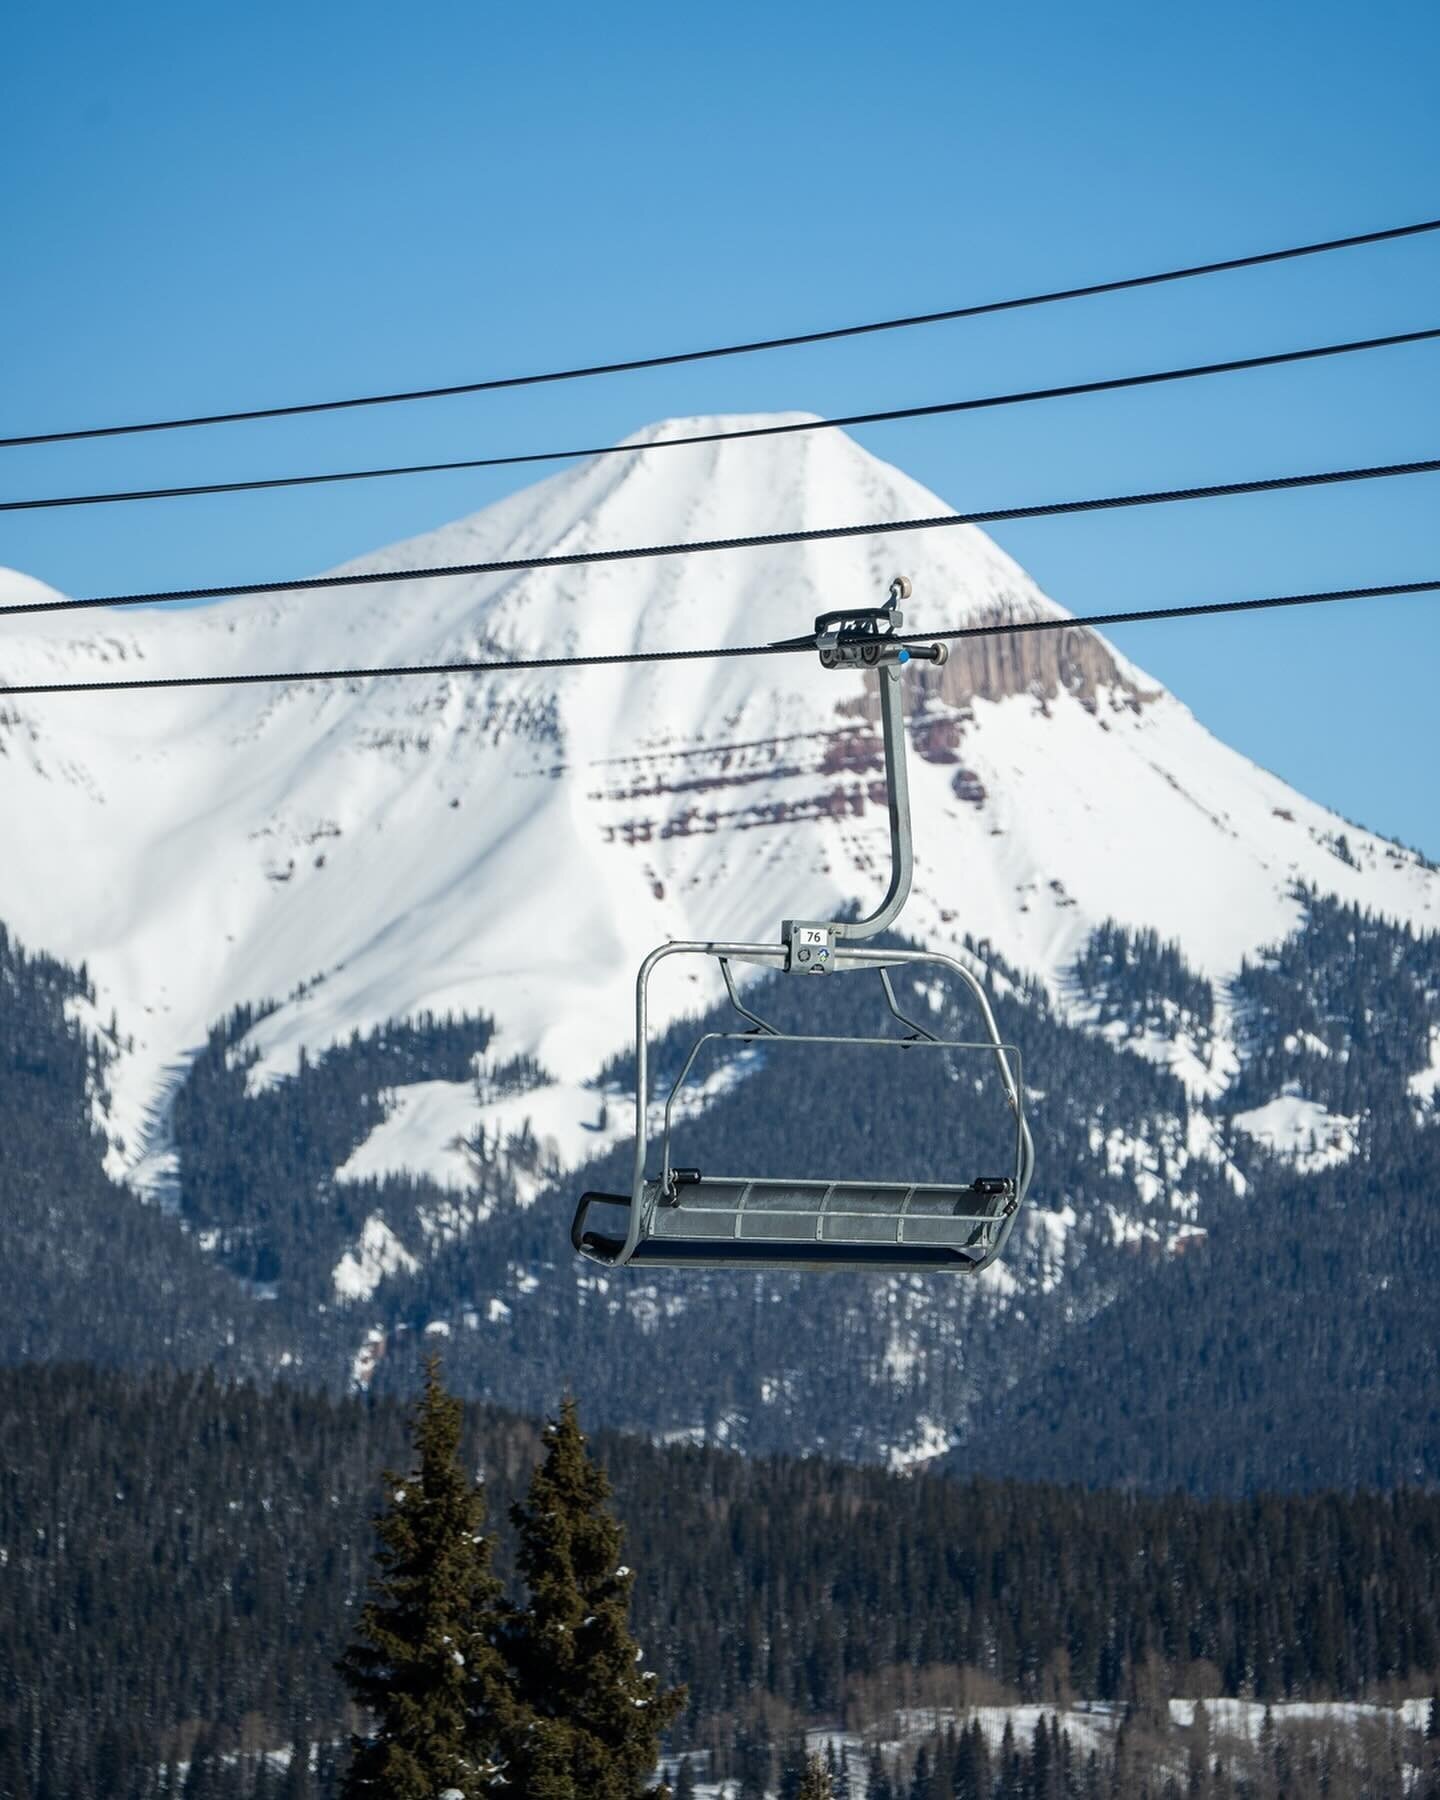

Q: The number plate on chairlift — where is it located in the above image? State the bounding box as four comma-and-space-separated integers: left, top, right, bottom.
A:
784, 922, 837, 973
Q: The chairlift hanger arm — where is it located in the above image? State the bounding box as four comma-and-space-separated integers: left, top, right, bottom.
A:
784, 576, 948, 966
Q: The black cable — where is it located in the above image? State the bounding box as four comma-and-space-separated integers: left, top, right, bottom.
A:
3, 578, 1434, 698
3, 454, 1436, 622
5, 325, 1435, 515
5, 218, 1438, 449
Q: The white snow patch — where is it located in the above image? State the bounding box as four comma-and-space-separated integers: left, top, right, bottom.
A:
1169, 1696, 1424, 1738
472, 1077, 633, 1173
1027, 1203, 1077, 1292
336, 1074, 636, 1212
881, 1328, 920, 1384
1082, 1013, 1236, 1104
335, 1080, 484, 1193
1231, 1087, 1359, 1172
350, 1325, 386, 1388
1409, 1026, 1440, 1115
1106, 1206, 1159, 1248
978, 1258, 1020, 1296
886, 1416, 954, 1472
333, 1215, 419, 1302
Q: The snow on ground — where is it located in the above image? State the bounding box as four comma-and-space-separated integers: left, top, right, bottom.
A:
1409, 1026, 1440, 1118
1231, 1086, 1359, 1172
671, 1696, 1435, 1797
885, 1416, 955, 1473
1080, 1014, 1236, 1104
978, 1258, 1020, 1297
334, 1073, 632, 1197
329, 1051, 763, 1217
332, 1215, 419, 1302
1027, 1203, 1077, 1293
1170, 1696, 1431, 1736
336, 1081, 485, 1193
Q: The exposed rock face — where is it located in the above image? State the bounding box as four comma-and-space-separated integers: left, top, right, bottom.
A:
590, 612, 1153, 847
923, 609, 1156, 710
831, 609, 1156, 736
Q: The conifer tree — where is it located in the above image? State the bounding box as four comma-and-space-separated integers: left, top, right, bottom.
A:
338, 1356, 508, 1799
778, 1736, 810, 1800
280, 1737, 310, 1800
953, 1722, 989, 1800
183, 1732, 222, 1800
499, 1397, 685, 1798
910, 1743, 931, 1800
797, 1752, 834, 1799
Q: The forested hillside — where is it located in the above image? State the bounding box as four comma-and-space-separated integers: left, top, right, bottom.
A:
958, 1120, 1440, 1491
174, 1000, 499, 1293
2, 1364, 1438, 1799
0, 926, 291, 1375
1, 896, 1437, 1493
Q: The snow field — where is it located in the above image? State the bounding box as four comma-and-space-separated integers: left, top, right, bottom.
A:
3, 416, 1437, 1205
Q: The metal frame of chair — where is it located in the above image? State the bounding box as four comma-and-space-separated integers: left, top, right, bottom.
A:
572, 578, 1035, 1274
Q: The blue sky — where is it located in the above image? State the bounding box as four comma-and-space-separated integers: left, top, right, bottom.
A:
4, 0, 1438, 852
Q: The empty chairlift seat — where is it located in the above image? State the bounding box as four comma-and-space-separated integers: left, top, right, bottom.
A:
574, 1172, 1021, 1272
570, 578, 1035, 1277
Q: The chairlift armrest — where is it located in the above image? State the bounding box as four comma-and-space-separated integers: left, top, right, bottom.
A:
571, 1189, 630, 1256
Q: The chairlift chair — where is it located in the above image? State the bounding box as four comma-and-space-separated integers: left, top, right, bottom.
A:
572, 578, 1035, 1274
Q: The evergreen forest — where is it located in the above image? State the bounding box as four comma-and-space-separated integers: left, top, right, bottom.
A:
3, 893, 1440, 1796
2, 1362, 1439, 1797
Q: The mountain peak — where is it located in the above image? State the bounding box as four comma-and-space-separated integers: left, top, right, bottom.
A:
1, 418, 1436, 1173
620, 410, 823, 445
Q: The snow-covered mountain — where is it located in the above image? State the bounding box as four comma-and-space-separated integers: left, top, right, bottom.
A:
2, 416, 1437, 1192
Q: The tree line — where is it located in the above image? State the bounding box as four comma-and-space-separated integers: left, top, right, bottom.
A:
4, 1361, 1440, 1797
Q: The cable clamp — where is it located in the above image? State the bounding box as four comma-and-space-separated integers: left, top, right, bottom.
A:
812, 576, 947, 669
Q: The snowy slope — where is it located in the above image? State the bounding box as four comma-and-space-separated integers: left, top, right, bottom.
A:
2, 416, 1436, 1183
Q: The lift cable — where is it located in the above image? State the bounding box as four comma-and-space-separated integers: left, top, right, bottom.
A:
4, 325, 1435, 515
4, 217, 1438, 450
3, 454, 1436, 623
3, 578, 1435, 699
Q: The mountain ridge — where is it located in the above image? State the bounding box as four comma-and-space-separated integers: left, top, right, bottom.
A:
2, 417, 1435, 1189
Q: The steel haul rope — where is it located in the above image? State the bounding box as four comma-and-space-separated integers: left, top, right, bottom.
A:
4, 578, 1436, 699
4, 326, 1436, 515
5, 217, 1437, 449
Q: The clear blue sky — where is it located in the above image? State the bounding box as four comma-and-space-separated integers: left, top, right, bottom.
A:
4, 0, 1438, 853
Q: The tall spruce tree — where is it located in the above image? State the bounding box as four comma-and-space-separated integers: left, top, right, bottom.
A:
500, 1397, 685, 1798
338, 1356, 508, 1799
797, 1753, 834, 1799
867, 1745, 895, 1800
